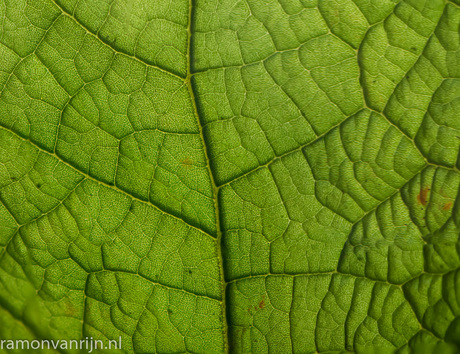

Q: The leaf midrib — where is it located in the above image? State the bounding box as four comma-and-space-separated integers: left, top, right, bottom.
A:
185, 0, 230, 352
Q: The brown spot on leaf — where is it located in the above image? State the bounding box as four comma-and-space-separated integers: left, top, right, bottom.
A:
259, 297, 265, 309
64, 301, 77, 316
443, 202, 453, 211
181, 156, 193, 170
417, 187, 430, 206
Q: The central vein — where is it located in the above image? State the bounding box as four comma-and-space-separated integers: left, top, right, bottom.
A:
186, 0, 230, 352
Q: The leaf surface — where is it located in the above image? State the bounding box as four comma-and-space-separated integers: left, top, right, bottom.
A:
0, 0, 459, 353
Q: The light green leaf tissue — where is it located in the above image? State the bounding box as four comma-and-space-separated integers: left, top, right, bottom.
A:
0, 0, 459, 353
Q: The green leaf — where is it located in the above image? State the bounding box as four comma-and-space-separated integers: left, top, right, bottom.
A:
0, 0, 459, 353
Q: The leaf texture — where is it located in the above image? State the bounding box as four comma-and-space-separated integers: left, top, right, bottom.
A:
0, 0, 459, 353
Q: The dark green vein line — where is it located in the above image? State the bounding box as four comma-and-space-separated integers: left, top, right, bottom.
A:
0, 126, 216, 241
187, 0, 229, 352
49, 0, 186, 80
